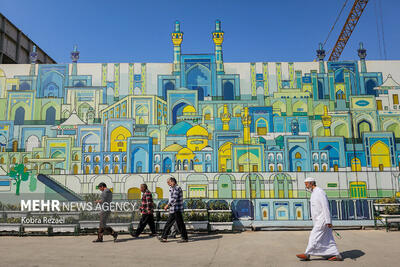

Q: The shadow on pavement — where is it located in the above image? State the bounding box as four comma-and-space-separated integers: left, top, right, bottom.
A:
161, 233, 223, 243
115, 235, 154, 243
188, 234, 222, 242
341, 250, 365, 260
101, 233, 225, 243
300, 250, 365, 262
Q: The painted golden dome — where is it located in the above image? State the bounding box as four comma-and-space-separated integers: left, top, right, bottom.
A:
183, 105, 196, 113
163, 143, 183, 152
177, 147, 194, 155
186, 125, 208, 137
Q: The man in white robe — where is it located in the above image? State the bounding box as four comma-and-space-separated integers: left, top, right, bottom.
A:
296, 177, 342, 261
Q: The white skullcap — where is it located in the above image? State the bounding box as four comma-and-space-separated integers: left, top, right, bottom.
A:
304, 177, 316, 183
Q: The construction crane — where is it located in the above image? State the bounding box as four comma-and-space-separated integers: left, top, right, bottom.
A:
328, 0, 369, 61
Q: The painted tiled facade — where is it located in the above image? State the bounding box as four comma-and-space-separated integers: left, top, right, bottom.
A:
0, 21, 400, 216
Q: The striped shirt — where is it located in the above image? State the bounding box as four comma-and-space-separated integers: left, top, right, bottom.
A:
168, 185, 184, 213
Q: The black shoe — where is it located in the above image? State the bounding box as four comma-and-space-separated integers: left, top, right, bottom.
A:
177, 239, 188, 243
92, 239, 103, 243
158, 236, 167, 242
149, 233, 157, 237
112, 232, 118, 242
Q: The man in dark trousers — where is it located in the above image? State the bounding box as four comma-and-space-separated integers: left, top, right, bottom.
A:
93, 182, 118, 243
159, 177, 188, 242
132, 183, 156, 237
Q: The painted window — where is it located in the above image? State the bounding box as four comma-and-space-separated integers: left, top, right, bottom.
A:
393, 94, 399, 105
349, 182, 367, 198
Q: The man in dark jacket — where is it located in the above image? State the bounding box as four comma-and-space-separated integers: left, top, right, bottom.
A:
93, 182, 118, 242
132, 184, 156, 237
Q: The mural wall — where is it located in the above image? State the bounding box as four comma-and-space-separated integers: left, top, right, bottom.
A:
1, 21, 400, 209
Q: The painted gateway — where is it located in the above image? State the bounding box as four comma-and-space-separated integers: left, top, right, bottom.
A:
0, 21, 400, 222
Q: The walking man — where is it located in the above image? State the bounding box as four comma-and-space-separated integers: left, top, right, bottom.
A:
93, 182, 118, 243
132, 184, 156, 237
296, 177, 342, 261
159, 177, 188, 242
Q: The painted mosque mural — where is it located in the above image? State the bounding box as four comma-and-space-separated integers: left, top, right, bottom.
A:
0, 20, 400, 219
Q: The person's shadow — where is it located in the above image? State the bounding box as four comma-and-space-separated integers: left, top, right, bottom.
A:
310, 250, 365, 261
341, 250, 365, 260
114, 235, 154, 243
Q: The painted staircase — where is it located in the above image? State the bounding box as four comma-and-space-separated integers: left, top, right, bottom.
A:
37, 174, 83, 201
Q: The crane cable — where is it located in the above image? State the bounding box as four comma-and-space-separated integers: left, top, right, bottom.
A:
322, 0, 349, 49
374, 0, 383, 59
374, 0, 387, 60
378, 0, 387, 59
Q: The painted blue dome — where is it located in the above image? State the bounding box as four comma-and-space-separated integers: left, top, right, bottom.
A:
168, 121, 193, 136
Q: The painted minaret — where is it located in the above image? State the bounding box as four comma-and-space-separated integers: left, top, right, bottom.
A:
358, 42, 367, 73
212, 20, 224, 74
71, 45, 80, 76
316, 43, 326, 74
29, 45, 37, 76
321, 105, 332, 136
171, 21, 183, 75
241, 107, 251, 144
221, 104, 231, 131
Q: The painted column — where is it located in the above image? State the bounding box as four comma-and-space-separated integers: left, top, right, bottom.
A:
307, 98, 314, 116
114, 64, 120, 101
289, 62, 294, 88
276, 63, 282, 92
250, 63, 256, 97
344, 69, 351, 97
212, 20, 224, 74
263, 62, 269, 96
141, 63, 146, 95
160, 118, 167, 151
295, 70, 302, 89
286, 98, 293, 116
328, 70, 335, 100
311, 70, 318, 100
101, 64, 107, 87
129, 63, 134, 95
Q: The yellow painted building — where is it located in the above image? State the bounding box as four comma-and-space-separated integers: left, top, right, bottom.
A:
110, 126, 132, 152
186, 125, 208, 151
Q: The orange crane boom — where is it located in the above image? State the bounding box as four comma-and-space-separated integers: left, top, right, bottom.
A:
328, 0, 369, 61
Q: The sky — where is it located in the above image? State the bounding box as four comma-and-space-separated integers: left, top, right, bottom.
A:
1, 0, 399, 63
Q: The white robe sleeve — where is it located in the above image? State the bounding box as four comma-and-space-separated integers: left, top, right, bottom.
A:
319, 190, 332, 224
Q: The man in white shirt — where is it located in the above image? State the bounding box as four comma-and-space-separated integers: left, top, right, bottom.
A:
296, 177, 342, 261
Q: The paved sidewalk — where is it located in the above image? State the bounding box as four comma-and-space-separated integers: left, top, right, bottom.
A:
0, 230, 399, 267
